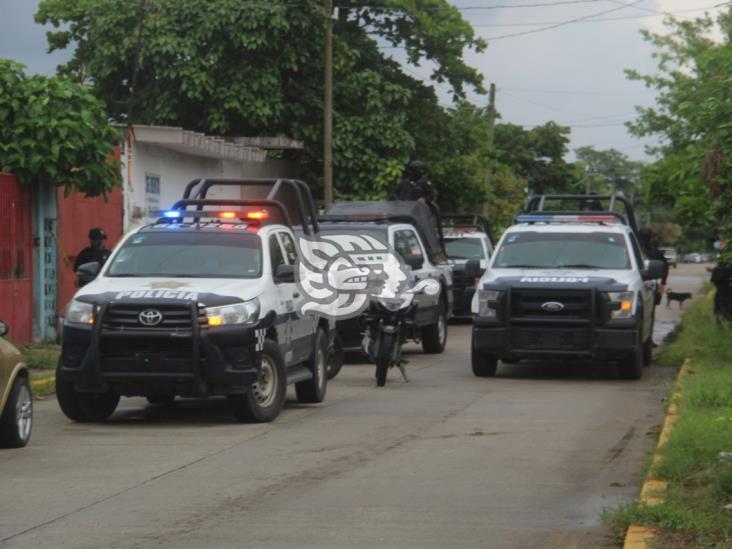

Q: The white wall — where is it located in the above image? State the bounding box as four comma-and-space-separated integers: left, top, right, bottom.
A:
122, 142, 297, 231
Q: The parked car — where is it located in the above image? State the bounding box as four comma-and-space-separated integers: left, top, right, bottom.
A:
658, 247, 678, 268
683, 252, 703, 263
0, 321, 32, 448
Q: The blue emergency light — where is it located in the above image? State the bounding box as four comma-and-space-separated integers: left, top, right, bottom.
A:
163, 210, 181, 219
515, 214, 618, 224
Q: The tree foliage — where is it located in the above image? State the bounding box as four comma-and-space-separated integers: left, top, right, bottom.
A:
626, 8, 732, 244
36, 0, 485, 200
0, 59, 120, 196
574, 146, 644, 198
493, 122, 578, 196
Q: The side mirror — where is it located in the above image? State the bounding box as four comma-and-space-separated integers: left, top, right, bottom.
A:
465, 259, 486, 279
643, 259, 666, 281
0, 320, 8, 337
275, 263, 296, 283
403, 254, 424, 270
77, 261, 101, 287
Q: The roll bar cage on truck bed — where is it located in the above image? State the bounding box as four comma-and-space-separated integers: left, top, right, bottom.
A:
518, 194, 639, 235
442, 213, 493, 242
170, 178, 320, 234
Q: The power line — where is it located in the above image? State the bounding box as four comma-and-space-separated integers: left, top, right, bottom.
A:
500, 89, 637, 120
483, 0, 644, 40
499, 86, 654, 95
470, 2, 728, 27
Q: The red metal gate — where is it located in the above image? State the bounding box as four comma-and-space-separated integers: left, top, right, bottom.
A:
0, 173, 33, 344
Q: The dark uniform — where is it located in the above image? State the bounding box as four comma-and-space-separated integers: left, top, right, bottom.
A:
74, 228, 111, 271
711, 263, 732, 322
389, 160, 434, 203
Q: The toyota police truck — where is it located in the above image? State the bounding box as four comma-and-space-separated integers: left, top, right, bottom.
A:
467, 195, 666, 380
58, 178, 332, 423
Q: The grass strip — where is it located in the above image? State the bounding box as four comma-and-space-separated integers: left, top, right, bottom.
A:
604, 295, 732, 547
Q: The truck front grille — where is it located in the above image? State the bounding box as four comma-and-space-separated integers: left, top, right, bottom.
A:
103, 303, 206, 330
510, 290, 592, 321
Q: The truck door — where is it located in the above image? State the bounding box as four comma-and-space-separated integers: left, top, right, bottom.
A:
269, 233, 298, 366
277, 231, 314, 364
392, 228, 437, 326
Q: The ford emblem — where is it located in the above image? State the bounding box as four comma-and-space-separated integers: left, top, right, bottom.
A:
138, 309, 163, 326
541, 301, 564, 313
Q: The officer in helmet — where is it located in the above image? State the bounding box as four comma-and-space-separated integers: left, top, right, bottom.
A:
389, 160, 434, 204
74, 227, 111, 272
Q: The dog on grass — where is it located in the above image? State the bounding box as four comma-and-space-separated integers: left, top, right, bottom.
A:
666, 289, 693, 308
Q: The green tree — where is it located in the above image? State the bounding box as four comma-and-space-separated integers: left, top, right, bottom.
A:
493, 122, 578, 195
574, 146, 644, 198
36, 0, 486, 199
626, 8, 732, 247
0, 59, 120, 196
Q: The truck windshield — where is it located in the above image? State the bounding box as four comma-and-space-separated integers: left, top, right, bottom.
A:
493, 231, 630, 270
445, 238, 484, 260
107, 231, 262, 278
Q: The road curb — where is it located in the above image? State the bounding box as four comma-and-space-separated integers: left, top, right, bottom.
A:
622, 358, 692, 549
31, 375, 55, 392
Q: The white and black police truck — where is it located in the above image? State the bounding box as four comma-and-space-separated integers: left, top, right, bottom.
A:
58, 179, 332, 423
466, 195, 666, 380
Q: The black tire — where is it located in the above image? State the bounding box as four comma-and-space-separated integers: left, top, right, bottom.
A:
471, 333, 498, 377
296, 328, 328, 403
146, 395, 175, 405
0, 375, 32, 448
643, 336, 653, 367
375, 332, 395, 387
619, 336, 643, 380
326, 333, 344, 380
228, 339, 286, 423
421, 296, 448, 354
56, 362, 120, 422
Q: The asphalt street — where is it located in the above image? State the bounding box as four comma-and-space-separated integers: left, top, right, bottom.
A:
0, 264, 710, 549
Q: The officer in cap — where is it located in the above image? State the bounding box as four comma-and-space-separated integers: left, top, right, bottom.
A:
74, 228, 111, 272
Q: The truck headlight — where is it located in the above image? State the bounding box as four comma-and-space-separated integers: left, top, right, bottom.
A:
606, 291, 635, 319
65, 300, 95, 327
205, 299, 260, 326
478, 290, 502, 318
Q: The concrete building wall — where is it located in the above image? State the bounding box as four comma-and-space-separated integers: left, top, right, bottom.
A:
122, 142, 297, 231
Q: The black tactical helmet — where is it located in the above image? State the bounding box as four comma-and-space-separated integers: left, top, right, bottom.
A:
406, 160, 427, 179
88, 227, 107, 241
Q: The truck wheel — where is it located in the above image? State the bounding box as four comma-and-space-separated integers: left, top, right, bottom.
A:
296, 328, 328, 403
146, 395, 175, 405
0, 375, 32, 448
421, 296, 448, 354
228, 340, 286, 423
56, 361, 120, 422
326, 333, 344, 380
619, 339, 643, 380
471, 333, 497, 377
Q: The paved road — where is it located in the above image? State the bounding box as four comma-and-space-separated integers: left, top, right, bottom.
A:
0, 265, 710, 548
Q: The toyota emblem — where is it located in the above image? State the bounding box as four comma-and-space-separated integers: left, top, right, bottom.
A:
541, 301, 565, 313
138, 309, 163, 326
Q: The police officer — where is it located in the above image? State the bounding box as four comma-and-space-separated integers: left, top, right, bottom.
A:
708, 249, 732, 323
389, 160, 434, 204
74, 228, 111, 271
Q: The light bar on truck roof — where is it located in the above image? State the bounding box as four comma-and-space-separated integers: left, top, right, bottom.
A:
515, 214, 619, 224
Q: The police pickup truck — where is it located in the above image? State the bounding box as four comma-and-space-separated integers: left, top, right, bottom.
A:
467, 195, 666, 380
58, 178, 331, 423
319, 200, 453, 356
443, 214, 494, 317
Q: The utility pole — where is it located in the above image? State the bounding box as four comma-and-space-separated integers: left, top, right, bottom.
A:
483, 83, 496, 216
323, 0, 334, 210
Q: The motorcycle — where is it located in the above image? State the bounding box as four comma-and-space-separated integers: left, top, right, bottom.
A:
362, 278, 440, 387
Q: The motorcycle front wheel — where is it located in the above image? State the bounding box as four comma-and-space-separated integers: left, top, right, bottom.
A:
375, 332, 396, 387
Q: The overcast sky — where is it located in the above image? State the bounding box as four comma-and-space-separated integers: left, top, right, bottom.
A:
0, 0, 725, 161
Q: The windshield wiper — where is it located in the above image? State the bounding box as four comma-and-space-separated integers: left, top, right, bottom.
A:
555, 264, 602, 269
502, 264, 543, 269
